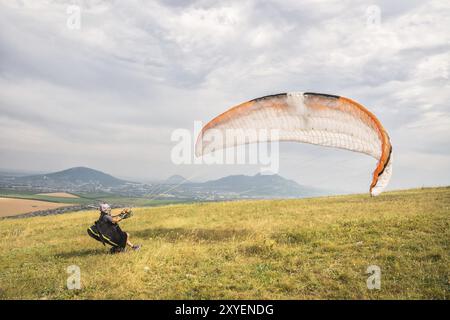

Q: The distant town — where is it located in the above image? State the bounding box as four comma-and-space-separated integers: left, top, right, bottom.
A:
0, 167, 325, 202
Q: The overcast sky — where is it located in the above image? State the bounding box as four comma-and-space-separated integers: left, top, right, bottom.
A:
0, 0, 449, 193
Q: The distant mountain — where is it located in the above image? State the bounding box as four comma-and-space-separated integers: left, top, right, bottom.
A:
14, 167, 127, 189
165, 175, 190, 184
2, 166, 323, 200
198, 173, 321, 198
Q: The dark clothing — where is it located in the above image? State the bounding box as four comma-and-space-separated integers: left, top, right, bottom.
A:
87, 213, 127, 248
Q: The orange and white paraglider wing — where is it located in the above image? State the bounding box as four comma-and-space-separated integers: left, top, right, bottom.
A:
195, 92, 392, 196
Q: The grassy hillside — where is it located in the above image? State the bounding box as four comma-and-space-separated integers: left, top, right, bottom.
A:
0, 187, 448, 299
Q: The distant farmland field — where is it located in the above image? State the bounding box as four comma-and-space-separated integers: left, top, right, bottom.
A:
0, 190, 185, 208
36, 192, 80, 198
0, 197, 74, 217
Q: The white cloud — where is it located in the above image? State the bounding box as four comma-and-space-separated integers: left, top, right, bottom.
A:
0, 0, 449, 190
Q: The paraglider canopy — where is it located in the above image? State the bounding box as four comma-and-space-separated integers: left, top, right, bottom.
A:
195, 92, 392, 196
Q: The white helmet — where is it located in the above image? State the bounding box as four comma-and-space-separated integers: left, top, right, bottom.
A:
100, 203, 111, 214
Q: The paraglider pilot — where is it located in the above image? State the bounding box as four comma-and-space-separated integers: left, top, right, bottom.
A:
87, 203, 141, 253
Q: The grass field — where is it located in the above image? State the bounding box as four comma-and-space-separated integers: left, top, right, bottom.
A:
0, 187, 448, 299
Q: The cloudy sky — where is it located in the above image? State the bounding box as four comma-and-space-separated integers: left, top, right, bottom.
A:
0, 0, 449, 193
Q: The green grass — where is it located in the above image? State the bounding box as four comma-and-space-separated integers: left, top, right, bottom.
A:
0, 187, 448, 299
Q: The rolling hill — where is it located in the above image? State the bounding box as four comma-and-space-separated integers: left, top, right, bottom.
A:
14, 167, 127, 188
199, 173, 321, 197
164, 175, 190, 184
160, 173, 320, 198
159, 173, 324, 199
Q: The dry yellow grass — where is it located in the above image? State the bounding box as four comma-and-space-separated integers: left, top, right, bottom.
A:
36, 192, 80, 198
0, 187, 448, 299
0, 197, 74, 217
